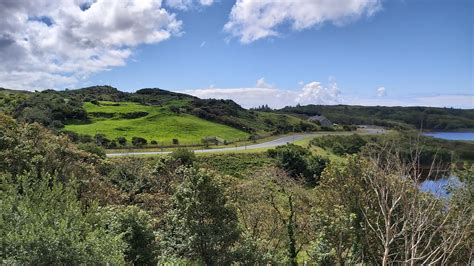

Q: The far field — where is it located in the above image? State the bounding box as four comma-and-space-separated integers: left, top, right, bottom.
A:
64, 101, 249, 144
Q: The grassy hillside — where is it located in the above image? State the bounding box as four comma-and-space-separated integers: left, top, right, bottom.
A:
64, 101, 249, 144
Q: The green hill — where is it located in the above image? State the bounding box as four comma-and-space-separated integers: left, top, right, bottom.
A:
64, 101, 249, 144
3, 85, 473, 148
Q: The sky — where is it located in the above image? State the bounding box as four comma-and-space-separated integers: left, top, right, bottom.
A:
0, 0, 472, 108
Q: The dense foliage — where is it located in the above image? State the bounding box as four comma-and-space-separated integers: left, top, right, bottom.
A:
282, 104, 474, 130
311, 134, 367, 155
268, 143, 329, 186
0, 110, 472, 264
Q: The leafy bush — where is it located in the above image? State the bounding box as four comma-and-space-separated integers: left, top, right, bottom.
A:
116, 136, 127, 146
268, 143, 329, 185
95, 133, 111, 147
103, 206, 157, 265
171, 148, 196, 166
132, 136, 147, 147
78, 142, 106, 158
311, 134, 367, 155
0, 173, 126, 264
160, 167, 240, 264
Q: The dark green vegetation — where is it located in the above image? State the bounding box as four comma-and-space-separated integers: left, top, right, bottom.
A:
1, 114, 472, 264
0, 86, 320, 146
2, 86, 473, 150
282, 104, 474, 130
310, 132, 474, 163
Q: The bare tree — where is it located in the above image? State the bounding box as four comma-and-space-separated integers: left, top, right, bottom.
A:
360, 142, 473, 265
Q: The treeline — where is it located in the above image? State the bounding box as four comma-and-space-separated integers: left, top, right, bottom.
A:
310, 132, 474, 165
282, 104, 474, 130
1, 115, 472, 264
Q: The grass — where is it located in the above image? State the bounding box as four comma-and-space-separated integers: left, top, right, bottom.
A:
64, 101, 249, 143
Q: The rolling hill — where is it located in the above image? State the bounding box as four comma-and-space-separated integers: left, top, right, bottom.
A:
1, 86, 473, 148
64, 101, 250, 144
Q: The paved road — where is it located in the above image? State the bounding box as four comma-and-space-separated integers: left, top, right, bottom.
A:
107, 133, 318, 157
106, 129, 385, 157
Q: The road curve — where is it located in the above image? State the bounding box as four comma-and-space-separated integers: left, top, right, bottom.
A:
107, 133, 317, 157
106, 129, 385, 157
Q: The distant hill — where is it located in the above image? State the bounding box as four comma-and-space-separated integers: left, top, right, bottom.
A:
0, 86, 319, 144
281, 104, 474, 130
1, 86, 473, 143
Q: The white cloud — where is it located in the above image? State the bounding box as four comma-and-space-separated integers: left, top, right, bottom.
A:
165, 0, 214, 10
183, 78, 342, 108
224, 0, 382, 43
295, 81, 341, 105
376, 86, 387, 97
0, 0, 182, 90
181, 78, 473, 109
255, 77, 273, 88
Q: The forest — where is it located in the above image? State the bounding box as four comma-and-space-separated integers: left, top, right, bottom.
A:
1, 112, 472, 265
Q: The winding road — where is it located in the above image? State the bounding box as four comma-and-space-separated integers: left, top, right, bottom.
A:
106, 128, 385, 157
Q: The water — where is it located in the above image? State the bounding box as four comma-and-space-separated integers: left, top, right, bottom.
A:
423, 132, 474, 141
420, 176, 462, 198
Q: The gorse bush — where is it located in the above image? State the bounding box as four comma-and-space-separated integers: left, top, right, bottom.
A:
132, 136, 147, 147
0, 173, 126, 265
170, 148, 196, 166
160, 167, 240, 264
268, 143, 329, 186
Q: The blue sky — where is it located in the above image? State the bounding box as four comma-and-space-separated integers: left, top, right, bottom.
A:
0, 0, 472, 108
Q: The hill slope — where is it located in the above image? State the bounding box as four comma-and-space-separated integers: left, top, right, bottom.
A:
64, 101, 249, 144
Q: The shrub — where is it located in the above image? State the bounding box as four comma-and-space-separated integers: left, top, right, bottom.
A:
95, 133, 111, 147
109, 140, 117, 149
132, 137, 147, 147
172, 138, 179, 145
103, 206, 157, 265
268, 143, 328, 186
151, 140, 158, 145
1, 172, 126, 264
116, 136, 127, 146
161, 167, 240, 264
77, 143, 106, 158
171, 148, 196, 166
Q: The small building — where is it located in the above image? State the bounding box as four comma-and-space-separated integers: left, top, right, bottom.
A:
308, 115, 332, 127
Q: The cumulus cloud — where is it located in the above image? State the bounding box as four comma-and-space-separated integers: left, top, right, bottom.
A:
377, 86, 387, 97
165, 0, 214, 10
295, 81, 341, 105
0, 0, 182, 90
255, 77, 273, 89
224, 0, 382, 43
181, 79, 473, 109
183, 78, 342, 108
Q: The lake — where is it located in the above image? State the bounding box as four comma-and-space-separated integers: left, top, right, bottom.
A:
420, 176, 462, 198
423, 132, 474, 141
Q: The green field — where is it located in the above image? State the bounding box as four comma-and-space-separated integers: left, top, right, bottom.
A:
64, 101, 249, 144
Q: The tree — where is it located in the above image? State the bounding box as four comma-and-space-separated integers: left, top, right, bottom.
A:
103, 206, 157, 265
268, 144, 328, 186
315, 142, 473, 265
225, 167, 317, 264
360, 145, 473, 265
161, 167, 240, 264
116, 136, 127, 146
0, 172, 126, 264
132, 136, 147, 147
170, 148, 196, 166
